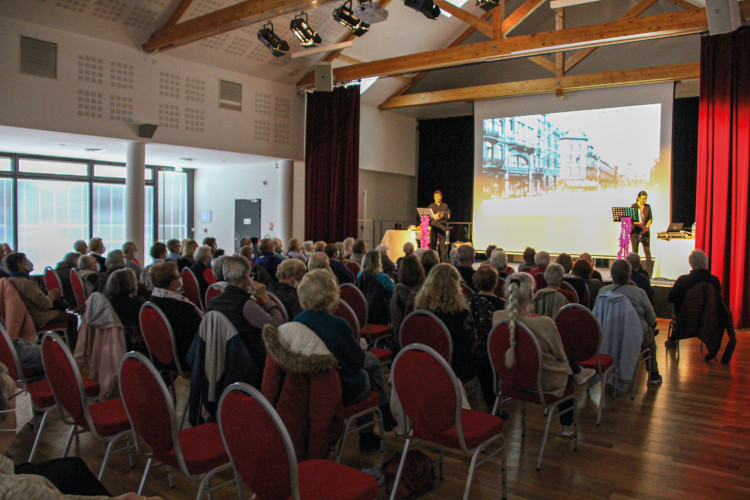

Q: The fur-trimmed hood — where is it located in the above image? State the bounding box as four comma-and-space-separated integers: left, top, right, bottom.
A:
263, 322, 339, 375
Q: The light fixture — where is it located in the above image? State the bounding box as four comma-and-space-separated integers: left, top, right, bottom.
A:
290, 12, 322, 46
257, 21, 290, 57
475, 0, 500, 12
353, 0, 389, 24
333, 0, 370, 36
404, 0, 441, 20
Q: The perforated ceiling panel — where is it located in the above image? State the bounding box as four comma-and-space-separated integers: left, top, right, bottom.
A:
91, 0, 125, 22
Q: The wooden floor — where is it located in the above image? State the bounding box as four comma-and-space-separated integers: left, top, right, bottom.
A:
9, 318, 750, 499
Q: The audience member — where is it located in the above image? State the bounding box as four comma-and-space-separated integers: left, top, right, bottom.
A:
295, 269, 396, 451
268, 258, 306, 320
564, 260, 591, 307
77, 254, 100, 296
140, 242, 167, 291
419, 248, 440, 278
272, 238, 288, 260
307, 252, 330, 273
149, 262, 202, 368
0, 245, 9, 278
667, 249, 735, 363
571, 259, 598, 307
96, 249, 126, 294
335, 242, 346, 262
73, 239, 88, 255
485, 244, 497, 261
530, 251, 550, 276
313, 241, 327, 254
88, 237, 107, 272
301, 240, 314, 258
355, 250, 395, 326
210, 254, 229, 292
599, 259, 662, 385
489, 248, 513, 278
286, 238, 307, 263
250, 237, 260, 259
202, 237, 217, 254
165, 239, 182, 263
626, 252, 654, 301
54, 251, 80, 306
190, 245, 216, 302
122, 241, 141, 275
104, 268, 146, 352
342, 237, 355, 259
555, 253, 573, 274
324, 243, 354, 284
376, 245, 398, 281
349, 240, 367, 267
579, 252, 604, 282
239, 237, 252, 250
390, 255, 425, 338
396, 241, 415, 269
5, 252, 78, 348
207, 256, 284, 385
545, 263, 576, 303
254, 238, 283, 281
518, 246, 536, 273
455, 244, 476, 291
178, 239, 198, 270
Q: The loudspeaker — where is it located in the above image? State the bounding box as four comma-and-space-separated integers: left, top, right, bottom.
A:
138, 123, 158, 139
314, 63, 333, 92
705, 0, 741, 35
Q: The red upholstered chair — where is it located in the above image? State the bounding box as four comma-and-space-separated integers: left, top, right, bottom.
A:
119, 352, 236, 498
204, 283, 223, 308
43, 266, 63, 295
219, 382, 379, 500
0, 324, 100, 461
399, 310, 453, 363
390, 344, 506, 500
345, 260, 360, 276
533, 273, 548, 290
460, 284, 475, 296
554, 304, 616, 425
139, 301, 190, 428
488, 320, 578, 470
70, 268, 88, 315
181, 267, 203, 310
41, 332, 133, 480
339, 283, 393, 347
266, 291, 289, 322
559, 281, 580, 303
332, 300, 393, 365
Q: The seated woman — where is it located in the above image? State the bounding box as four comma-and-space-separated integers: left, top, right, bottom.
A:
54, 251, 80, 308
77, 254, 100, 297
418, 249, 440, 278
355, 250, 395, 327
104, 268, 147, 353
295, 269, 396, 451
390, 255, 425, 340
148, 262, 203, 368
178, 238, 198, 271
190, 244, 216, 304
268, 257, 306, 320
96, 249, 126, 294
493, 272, 578, 436
545, 263, 577, 304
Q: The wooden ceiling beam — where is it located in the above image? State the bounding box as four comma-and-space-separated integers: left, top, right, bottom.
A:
666, 0, 699, 10
163, 0, 195, 28
378, 62, 699, 109
336, 54, 412, 82
529, 55, 557, 72
299, 8, 714, 87
434, 0, 494, 37
501, 0, 546, 36
144, 0, 334, 52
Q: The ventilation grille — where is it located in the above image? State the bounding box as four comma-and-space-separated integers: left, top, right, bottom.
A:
219, 79, 242, 111
20, 36, 57, 79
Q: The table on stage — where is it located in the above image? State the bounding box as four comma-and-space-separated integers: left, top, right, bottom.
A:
381, 229, 418, 263
652, 237, 695, 279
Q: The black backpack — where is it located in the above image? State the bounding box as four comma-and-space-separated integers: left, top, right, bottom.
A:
355, 274, 390, 326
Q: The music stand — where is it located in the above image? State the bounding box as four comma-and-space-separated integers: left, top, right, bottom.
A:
612, 207, 639, 223
417, 207, 434, 220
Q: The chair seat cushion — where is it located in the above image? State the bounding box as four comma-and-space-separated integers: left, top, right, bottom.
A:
360, 324, 392, 339
28, 376, 99, 409
296, 459, 379, 500
170, 423, 229, 474
579, 354, 614, 372
429, 409, 503, 450
88, 397, 131, 437
37, 322, 68, 333
342, 391, 380, 419
502, 382, 575, 406
369, 347, 393, 363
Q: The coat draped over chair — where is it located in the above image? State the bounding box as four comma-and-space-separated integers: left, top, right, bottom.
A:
0, 278, 37, 343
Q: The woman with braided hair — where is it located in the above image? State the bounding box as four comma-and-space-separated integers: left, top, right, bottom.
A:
492, 272, 579, 436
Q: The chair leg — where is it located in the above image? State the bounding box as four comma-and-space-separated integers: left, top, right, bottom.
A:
501, 436, 507, 499
196, 475, 210, 500
98, 436, 122, 480
463, 446, 484, 500
125, 435, 135, 468
336, 417, 353, 463
536, 405, 556, 470
377, 408, 386, 466
166, 465, 175, 488
389, 438, 411, 500
62, 424, 76, 457
521, 401, 526, 437
491, 395, 499, 416
28, 409, 51, 462
597, 376, 605, 426
439, 446, 444, 480
179, 397, 189, 431
138, 457, 153, 495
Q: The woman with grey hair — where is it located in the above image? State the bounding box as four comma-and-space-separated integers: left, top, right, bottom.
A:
105, 268, 147, 352
76, 254, 100, 297
307, 252, 330, 272
211, 254, 229, 290
544, 263, 577, 303
490, 248, 512, 278
96, 249, 126, 294
190, 244, 217, 303
269, 257, 306, 319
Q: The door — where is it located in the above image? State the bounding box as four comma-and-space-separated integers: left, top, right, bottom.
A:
235, 199, 261, 252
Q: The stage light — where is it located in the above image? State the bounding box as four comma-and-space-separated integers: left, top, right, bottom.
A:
475, 0, 500, 12
290, 12, 322, 47
353, 0, 389, 24
404, 0, 441, 20
333, 0, 370, 36
257, 21, 290, 57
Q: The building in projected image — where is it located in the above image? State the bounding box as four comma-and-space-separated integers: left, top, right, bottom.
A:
481, 115, 619, 199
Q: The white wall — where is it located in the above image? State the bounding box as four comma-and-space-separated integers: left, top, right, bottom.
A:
359, 105, 417, 177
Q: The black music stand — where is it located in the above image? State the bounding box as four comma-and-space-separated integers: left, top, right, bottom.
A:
417, 207, 434, 220
612, 207, 640, 223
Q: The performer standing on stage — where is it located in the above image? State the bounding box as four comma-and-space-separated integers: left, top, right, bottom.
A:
428, 190, 450, 262
630, 190, 653, 276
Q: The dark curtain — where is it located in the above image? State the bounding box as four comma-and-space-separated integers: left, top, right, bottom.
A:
671, 97, 699, 226
305, 86, 360, 242
696, 28, 750, 328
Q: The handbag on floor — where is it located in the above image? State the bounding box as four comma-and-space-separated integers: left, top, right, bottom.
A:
383, 449, 435, 499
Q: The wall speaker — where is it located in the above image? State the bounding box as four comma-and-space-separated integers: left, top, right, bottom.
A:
705, 0, 741, 35
314, 63, 333, 92
138, 123, 158, 139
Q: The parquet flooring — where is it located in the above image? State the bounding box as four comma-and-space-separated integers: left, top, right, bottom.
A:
8, 318, 749, 499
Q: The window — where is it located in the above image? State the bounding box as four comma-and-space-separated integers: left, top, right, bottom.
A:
17, 179, 89, 269
0, 158, 10, 172
18, 159, 87, 176
94, 164, 153, 180
0, 178, 12, 244
158, 170, 188, 242
92, 184, 154, 257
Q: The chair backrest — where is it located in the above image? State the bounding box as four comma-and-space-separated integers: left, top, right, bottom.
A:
266, 291, 289, 322
181, 267, 203, 310
494, 277, 506, 299
138, 301, 183, 373
391, 345, 464, 447
70, 269, 87, 312
219, 382, 298, 500
41, 332, 89, 429
399, 310, 453, 363
43, 267, 63, 294
532, 289, 567, 318
339, 283, 367, 328
345, 260, 360, 276
559, 281, 579, 303
553, 303, 601, 363
487, 320, 542, 392
205, 283, 223, 308
460, 284, 475, 296
533, 273, 548, 290
0, 324, 23, 381
331, 300, 360, 341
119, 352, 178, 462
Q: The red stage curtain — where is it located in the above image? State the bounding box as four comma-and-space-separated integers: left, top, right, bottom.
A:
304, 87, 360, 242
696, 28, 750, 328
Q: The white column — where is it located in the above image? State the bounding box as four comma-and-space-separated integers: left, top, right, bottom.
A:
278, 159, 294, 244
126, 142, 146, 258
